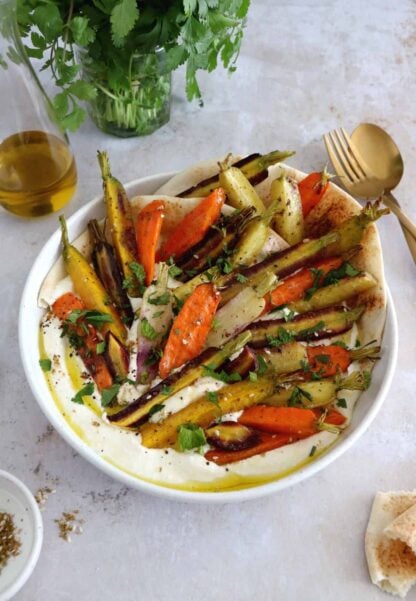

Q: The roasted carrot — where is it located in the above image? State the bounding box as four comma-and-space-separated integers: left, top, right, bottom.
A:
322, 408, 346, 426
205, 432, 297, 465
159, 283, 221, 379
239, 405, 318, 437
306, 344, 350, 377
263, 256, 343, 313
298, 167, 332, 217
52, 292, 113, 390
136, 200, 165, 286
157, 188, 225, 261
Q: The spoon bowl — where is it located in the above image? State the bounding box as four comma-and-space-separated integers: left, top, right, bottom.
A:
350, 123, 404, 192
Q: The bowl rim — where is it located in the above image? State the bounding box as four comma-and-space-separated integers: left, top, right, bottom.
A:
0, 470, 43, 601
19, 171, 398, 504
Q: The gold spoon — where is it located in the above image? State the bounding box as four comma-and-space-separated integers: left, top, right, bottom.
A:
350, 122, 416, 260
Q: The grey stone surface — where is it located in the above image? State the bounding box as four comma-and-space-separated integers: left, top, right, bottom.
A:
1, 0, 415, 599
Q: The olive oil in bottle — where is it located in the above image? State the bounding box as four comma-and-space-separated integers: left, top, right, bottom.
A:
0, 130, 77, 218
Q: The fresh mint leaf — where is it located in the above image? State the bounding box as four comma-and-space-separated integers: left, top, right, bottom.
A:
141, 318, 158, 341
177, 423, 206, 452
39, 358, 52, 372
322, 262, 361, 286
101, 384, 120, 407
71, 382, 95, 404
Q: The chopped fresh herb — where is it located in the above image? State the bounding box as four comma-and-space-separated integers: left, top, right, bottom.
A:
300, 359, 310, 372
355, 339, 361, 348
322, 262, 361, 286
315, 354, 330, 364
145, 348, 163, 367
96, 341, 106, 355
148, 292, 171, 306
39, 358, 52, 372
305, 268, 324, 300
121, 315, 132, 325
71, 382, 94, 405
235, 273, 248, 284
204, 270, 216, 282
282, 308, 296, 322
161, 385, 173, 396
332, 340, 349, 349
202, 365, 242, 383
152, 310, 164, 318
122, 275, 133, 290
173, 295, 185, 314
249, 371, 258, 382
148, 403, 165, 417
216, 257, 233, 274
363, 370, 372, 389
129, 262, 146, 286
266, 327, 295, 347
140, 318, 158, 341
186, 268, 198, 278
67, 309, 113, 326
177, 423, 207, 452
336, 398, 347, 408
299, 321, 325, 340
168, 260, 183, 279
288, 386, 313, 407
309, 445, 317, 457
206, 391, 222, 413
311, 369, 324, 381
101, 384, 120, 407
257, 355, 268, 375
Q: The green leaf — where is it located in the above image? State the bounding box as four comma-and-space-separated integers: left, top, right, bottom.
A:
110, 0, 139, 43
96, 341, 106, 354
60, 106, 86, 132
202, 365, 242, 383
257, 355, 268, 376
235, 273, 248, 284
148, 403, 165, 417
101, 384, 120, 407
30, 31, 46, 50
336, 398, 347, 409
67, 80, 97, 101
140, 318, 158, 341
266, 327, 295, 348
183, 0, 198, 14
32, 4, 64, 43
70, 16, 96, 46
53, 92, 69, 116
248, 371, 258, 382
148, 292, 170, 306
71, 382, 95, 404
177, 423, 206, 452
39, 358, 52, 372
161, 385, 173, 396
298, 321, 325, 340
165, 45, 188, 71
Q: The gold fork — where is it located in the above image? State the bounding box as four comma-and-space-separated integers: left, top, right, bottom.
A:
323, 127, 416, 262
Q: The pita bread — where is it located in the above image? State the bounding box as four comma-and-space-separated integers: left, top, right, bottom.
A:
366, 492, 416, 597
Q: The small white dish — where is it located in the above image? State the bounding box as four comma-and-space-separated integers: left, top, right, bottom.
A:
0, 471, 43, 601
19, 171, 398, 503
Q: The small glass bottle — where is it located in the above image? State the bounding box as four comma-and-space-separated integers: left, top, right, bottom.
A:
0, 0, 77, 217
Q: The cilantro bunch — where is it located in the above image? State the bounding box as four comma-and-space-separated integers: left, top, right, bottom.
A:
16, 0, 250, 131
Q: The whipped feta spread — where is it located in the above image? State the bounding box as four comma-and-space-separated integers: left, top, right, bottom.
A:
39, 273, 360, 493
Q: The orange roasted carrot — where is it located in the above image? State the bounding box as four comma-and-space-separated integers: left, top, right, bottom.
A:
263, 256, 343, 313
205, 432, 297, 465
306, 344, 351, 378
159, 283, 221, 379
136, 200, 165, 286
52, 292, 113, 390
321, 408, 346, 426
157, 188, 225, 261
298, 167, 332, 217
239, 405, 318, 437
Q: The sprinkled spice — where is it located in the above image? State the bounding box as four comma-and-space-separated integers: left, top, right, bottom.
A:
34, 486, 56, 509
0, 512, 21, 571
55, 510, 84, 542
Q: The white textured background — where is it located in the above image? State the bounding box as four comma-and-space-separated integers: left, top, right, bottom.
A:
1, 1, 416, 599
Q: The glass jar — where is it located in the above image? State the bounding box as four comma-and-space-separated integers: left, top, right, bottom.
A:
0, 0, 77, 218
77, 47, 171, 138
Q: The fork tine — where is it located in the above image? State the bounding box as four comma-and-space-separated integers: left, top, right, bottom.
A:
323, 134, 350, 183
340, 127, 369, 178
326, 131, 358, 183
333, 129, 363, 180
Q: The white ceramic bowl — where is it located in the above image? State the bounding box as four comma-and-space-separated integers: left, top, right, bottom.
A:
0, 471, 43, 601
19, 172, 398, 503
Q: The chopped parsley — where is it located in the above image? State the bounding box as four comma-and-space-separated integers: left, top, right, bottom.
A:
288, 386, 313, 407
202, 365, 242, 383
322, 262, 361, 286
235, 273, 248, 284
332, 340, 349, 349
216, 257, 233, 274
167, 259, 183, 279
71, 382, 95, 405
211, 317, 220, 331
314, 354, 330, 364
206, 391, 222, 413
161, 385, 173, 396
257, 355, 268, 375
300, 359, 310, 373
249, 371, 258, 382
145, 348, 163, 366
39, 358, 52, 372
101, 384, 120, 407
309, 445, 317, 457
266, 327, 295, 347
177, 423, 207, 452
305, 268, 324, 300
67, 309, 114, 326
336, 398, 347, 409
148, 292, 171, 306
152, 310, 164, 318
148, 403, 165, 417
140, 318, 158, 341
298, 320, 325, 340
282, 308, 296, 322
